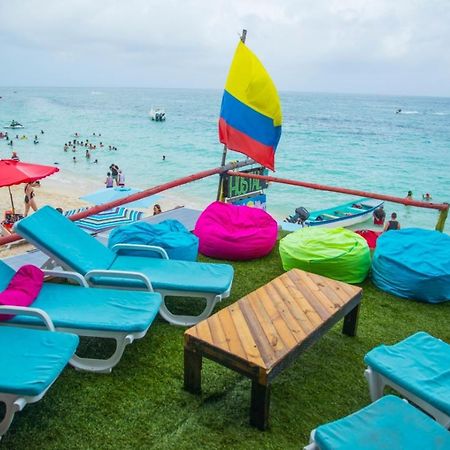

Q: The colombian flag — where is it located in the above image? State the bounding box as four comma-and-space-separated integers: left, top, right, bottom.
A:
219, 41, 282, 171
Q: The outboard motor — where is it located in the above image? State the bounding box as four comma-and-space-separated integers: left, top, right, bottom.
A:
285, 206, 310, 226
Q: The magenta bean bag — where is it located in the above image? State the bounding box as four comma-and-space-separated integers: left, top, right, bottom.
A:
194, 201, 278, 260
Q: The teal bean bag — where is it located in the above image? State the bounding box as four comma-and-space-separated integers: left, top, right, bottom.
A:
109, 220, 199, 261
279, 227, 370, 283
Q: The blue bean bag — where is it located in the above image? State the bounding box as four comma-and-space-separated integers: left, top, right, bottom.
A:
372, 228, 450, 303
108, 220, 199, 261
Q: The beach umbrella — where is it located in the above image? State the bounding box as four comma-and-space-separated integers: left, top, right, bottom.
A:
0, 159, 59, 214
64, 206, 143, 232
80, 187, 160, 209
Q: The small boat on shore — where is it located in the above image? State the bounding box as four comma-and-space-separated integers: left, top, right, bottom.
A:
5, 120, 24, 129
149, 107, 166, 121
281, 197, 384, 231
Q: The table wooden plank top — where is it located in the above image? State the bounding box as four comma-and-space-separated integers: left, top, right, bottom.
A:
185, 269, 362, 373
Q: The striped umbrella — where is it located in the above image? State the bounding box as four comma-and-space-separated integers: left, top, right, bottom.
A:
64, 207, 143, 232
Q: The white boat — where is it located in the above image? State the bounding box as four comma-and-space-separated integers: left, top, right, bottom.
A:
5, 120, 24, 129
149, 107, 166, 121
280, 197, 384, 231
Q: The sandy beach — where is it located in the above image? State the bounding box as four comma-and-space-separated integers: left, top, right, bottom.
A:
0, 169, 189, 258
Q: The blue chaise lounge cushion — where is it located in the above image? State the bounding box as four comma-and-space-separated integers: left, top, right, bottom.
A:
0, 260, 162, 333
15, 206, 234, 295
0, 327, 78, 396
315, 395, 450, 450
364, 332, 450, 416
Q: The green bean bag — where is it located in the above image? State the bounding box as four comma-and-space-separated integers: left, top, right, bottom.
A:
279, 227, 370, 283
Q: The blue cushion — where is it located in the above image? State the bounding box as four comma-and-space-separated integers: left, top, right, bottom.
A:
364, 332, 450, 416
109, 220, 199, 261
315, 395, 450, 450
372, 228, 450, 303
104, 256, 234, 294
15, 206, 116, 274
9, 283, 162, 333
0, 327, 78, 396
0, 260, 15, 290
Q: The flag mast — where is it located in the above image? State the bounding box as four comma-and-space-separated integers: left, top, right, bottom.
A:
216, 29, 247, 201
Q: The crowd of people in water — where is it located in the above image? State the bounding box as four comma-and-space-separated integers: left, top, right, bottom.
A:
64, 132, 120, 164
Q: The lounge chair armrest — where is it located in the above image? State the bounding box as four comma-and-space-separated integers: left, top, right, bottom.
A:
84, 270, 154, 292
42, 269, 89, 287
0, 305, 55, 331
111, 243, 169, 259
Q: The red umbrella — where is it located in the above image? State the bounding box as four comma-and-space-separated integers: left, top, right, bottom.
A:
0, 159, 59, 215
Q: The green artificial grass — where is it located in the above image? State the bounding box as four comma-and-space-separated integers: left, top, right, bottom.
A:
2, 237, 449, 449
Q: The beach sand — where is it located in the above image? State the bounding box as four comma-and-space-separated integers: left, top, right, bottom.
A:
0, 171, 187, 258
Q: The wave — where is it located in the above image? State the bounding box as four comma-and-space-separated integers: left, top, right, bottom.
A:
432, 112, 449, 116
399, 111, 419, 114
91, 91, 103, 95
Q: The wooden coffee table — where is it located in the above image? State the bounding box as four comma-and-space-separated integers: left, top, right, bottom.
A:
183, 269, 362, 430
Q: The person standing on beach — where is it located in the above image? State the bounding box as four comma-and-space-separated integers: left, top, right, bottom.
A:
110, 164, 119, 185
105, 172, 114, 188
384, 212, 401, 231
118, 170, 125, 187
373, 205, 385, 226
24, 181, 40, 217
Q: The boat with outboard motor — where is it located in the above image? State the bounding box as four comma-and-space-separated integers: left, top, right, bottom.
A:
149, 107, 166, 121
280, 197, 384, 231
5, 120, 24, 129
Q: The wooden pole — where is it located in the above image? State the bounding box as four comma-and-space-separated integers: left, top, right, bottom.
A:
8, 187, 16, 215
435, 204, 449, 232
216, 29, 248, 201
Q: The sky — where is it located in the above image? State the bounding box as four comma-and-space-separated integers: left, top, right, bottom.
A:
1, 0, 450, 96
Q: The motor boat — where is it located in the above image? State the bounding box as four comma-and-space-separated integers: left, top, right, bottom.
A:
280, 197, 384, 231
5, 120, 24, 129
149, 107, 166, 121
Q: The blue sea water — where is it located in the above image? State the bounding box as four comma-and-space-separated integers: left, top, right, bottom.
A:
0, 87, 449, 230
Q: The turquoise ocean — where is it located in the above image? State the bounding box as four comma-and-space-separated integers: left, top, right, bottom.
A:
0, 87, 449, 231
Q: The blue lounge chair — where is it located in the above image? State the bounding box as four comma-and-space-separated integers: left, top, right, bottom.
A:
14, 206, 234, 326
0, 324, 78, 440
364, 332, 450, 428
304, 395, 450, 450
0, 260, 162, 373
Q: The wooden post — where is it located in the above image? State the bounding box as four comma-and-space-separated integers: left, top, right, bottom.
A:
184, 348, 202, 394
216, 29, 248, 201
342, 303, 360, 337
435, 204, 448, 232
250, 380, 270, 430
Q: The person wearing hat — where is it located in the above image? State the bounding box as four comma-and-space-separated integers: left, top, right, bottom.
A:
373, 205, 386, 226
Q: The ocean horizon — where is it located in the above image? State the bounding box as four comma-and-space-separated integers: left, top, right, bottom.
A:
1, 86, 449, 231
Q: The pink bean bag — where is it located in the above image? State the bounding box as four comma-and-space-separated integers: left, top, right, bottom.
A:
0, 265, 44, 321
194, 201, 278, 260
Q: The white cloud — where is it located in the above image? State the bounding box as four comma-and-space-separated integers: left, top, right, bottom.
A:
0, 0, 449, 95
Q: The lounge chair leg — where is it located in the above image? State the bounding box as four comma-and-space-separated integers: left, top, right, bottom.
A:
159, 293, 220, 327
0, 395, 26, 439
184, 348, 202, 394
364, 367, 385, 401
250, 380, 270, 430
70, 334, 134, 373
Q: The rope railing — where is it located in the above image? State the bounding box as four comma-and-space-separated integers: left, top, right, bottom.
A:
0, 159, 254, 247
226, 171, 449, 231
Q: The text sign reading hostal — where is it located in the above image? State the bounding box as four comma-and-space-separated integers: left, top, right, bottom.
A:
223, 167, 268, 198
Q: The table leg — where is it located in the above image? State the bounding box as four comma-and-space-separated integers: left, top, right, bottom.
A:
184, 347, 202, 394
250, 380, 271, 430
342, 303, 360, 337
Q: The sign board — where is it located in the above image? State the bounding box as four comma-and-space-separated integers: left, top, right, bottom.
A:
223, 167, 268, 199
227, 193, 267, 210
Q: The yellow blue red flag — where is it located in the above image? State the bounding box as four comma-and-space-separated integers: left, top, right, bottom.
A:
219, 41, 282, 171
